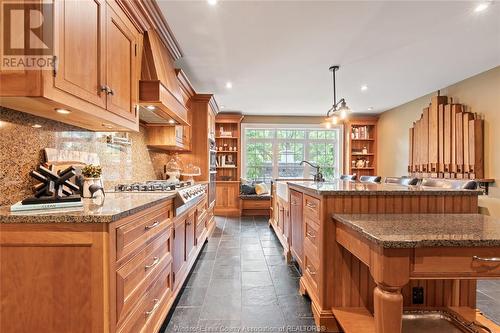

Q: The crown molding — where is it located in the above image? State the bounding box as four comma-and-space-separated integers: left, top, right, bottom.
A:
116, 0, 183, 60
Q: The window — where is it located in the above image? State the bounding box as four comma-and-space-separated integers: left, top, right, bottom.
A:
242, 125, 342, 182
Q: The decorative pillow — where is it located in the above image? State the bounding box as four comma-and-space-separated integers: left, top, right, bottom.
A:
255, 183, 269, 195
240, 178, 251, 186
240, 184, 256, 195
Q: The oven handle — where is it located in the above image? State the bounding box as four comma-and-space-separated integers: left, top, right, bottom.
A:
209, 170, 217, 174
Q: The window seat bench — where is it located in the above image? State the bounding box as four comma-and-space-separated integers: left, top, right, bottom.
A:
239, 194, 271, 217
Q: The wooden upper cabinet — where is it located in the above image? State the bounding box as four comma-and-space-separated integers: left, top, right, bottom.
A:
105, 2, 138, 122
53, 0, 106, 109
0, 0, 141, 131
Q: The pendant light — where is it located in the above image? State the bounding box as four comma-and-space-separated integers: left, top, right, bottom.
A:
326, 65, 351, 125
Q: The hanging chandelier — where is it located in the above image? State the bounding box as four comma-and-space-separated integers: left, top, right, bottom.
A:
325, 65, 351, 126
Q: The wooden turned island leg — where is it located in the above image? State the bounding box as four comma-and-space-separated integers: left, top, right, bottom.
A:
374, 285, 403, 333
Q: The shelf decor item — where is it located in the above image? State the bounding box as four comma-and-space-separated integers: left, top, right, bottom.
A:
81, 164, 104, 198
11, 164, 82, 211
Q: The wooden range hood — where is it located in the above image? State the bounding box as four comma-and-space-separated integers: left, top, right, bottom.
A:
139, 30, 189, 126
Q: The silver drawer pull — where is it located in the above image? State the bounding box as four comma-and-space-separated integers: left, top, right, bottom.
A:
306, 266, 317, 276
306, 231, 316, 239
145, 298, 160, 317
472, 256, 500, 262
145, 221, 159, 230
144, 257, 159, 270
306, 202, 317, 208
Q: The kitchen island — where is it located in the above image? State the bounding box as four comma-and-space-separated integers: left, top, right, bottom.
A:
0, 191, 215, 333
280, 180, 481, 332
333, 213, 500, 333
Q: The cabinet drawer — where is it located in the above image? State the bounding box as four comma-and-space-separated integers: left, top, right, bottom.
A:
197, 197, 208, 222
304, 217, 319, 258
116, 228, 171, 324
242, 199, 270, 210
196, 213, 207, 240
303, 253, 319, 294
117, 263, 172, 333
303, 195, 320, 221
116, 203, 172, 261
413, 247, 500, 277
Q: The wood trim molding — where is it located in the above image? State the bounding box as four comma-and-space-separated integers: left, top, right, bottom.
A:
191, 94, 220, 114
176, 69, 196, 101
116, 0, 183, 60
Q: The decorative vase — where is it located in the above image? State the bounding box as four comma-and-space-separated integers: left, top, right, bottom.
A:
82, 177, 103, 198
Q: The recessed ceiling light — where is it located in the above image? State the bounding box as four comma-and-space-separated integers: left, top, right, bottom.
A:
220, 105, 226, 109
55, 108, 71, 114
368, 106, 374, 111
146, 105, 156, 110
361, 85, 368, 92
225, 82, 233, 89
474, 2, 490, 12
32, 124, 42, 128
207, 0, 217, 6
168, 119, 175, 124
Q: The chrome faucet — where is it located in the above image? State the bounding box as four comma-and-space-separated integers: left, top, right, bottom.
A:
300, 161, 325, 182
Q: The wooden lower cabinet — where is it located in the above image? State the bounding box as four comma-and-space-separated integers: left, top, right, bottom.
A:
214, 182, 240, 216
185, 212, 196, 266
0, 195, 214, 333
0, 223, 107, 333
287, 186, 480, 332
290, 190, 304, 269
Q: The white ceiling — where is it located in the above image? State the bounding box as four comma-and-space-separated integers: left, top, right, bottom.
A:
159, 1, 500, 116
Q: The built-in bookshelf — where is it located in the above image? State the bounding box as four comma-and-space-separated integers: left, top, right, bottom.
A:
214, 114, 244, 216
215, 114, 243, 182
346, 118, 378, 177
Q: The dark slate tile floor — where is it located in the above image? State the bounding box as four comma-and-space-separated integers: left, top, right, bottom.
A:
161, 216, 317, 333
477, 280, 500, 325
161, 215, 500, 331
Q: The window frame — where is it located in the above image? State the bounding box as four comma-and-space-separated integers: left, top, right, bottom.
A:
241, 123, 344, 181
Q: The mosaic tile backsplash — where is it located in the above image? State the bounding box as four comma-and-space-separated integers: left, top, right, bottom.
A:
0, 107, 171, 206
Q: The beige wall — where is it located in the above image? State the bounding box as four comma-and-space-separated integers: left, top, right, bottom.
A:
377, 66, 500, 216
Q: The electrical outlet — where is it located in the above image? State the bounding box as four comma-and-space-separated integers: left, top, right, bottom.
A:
412, 287, 424, 304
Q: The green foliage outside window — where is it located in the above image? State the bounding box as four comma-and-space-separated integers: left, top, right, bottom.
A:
244, 128, 341, 181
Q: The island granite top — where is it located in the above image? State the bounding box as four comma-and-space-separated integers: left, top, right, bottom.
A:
0, 192, 177, 224
333, 213, 500, 248
288, 180, 481, 196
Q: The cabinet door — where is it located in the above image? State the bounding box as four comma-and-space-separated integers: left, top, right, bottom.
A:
227, 183, 240, 209
290, 190, 304, 268
53, 0, 106, 108
185, 213, 195, 260
105, 3, 138, 121
172, 218, 185, 287
0, 224, 106, 332
175, 126, 184, 145
215, 184, 227, 209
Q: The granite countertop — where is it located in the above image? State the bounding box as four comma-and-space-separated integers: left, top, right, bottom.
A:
333, 213, 500, 248
288, 180, 482, 196
0, 192, 177, 224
